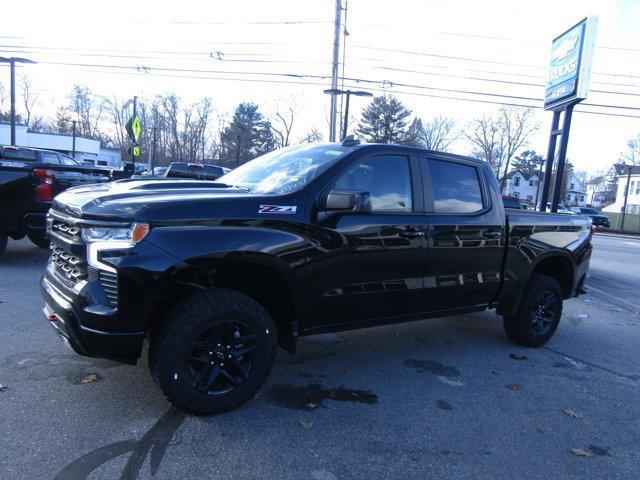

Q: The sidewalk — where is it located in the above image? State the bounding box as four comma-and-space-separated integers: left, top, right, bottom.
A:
595, 231, 640, 240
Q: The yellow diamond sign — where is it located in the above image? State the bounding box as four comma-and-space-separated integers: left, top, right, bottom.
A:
126, 115, 142, 142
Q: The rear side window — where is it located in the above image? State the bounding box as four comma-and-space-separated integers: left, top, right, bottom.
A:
428, 159, 484, 214
0, 148, 37, 161
41, 152, 60, 164
335, 155, 412, 213
502, 197, 520, 209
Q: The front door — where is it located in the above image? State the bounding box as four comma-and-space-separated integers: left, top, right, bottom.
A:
306, 153, 429, 329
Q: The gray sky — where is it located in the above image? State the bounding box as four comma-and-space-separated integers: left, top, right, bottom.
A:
3, 0, 640, 175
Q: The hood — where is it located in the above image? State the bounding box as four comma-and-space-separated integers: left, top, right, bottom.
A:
52, 178, 254, 220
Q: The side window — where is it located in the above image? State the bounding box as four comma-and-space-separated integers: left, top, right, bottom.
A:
60, 155, 79, 166
335, 155, 412, 213
41, 153, 60, 164
428, 159, 484, 214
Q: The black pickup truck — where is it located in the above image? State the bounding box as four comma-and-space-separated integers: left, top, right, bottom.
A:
40, 140, 592, 415
0, 146, 110, 253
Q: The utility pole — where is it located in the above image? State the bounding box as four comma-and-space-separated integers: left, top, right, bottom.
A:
235, 135, 241, 168
328, 0, 342, 142
0, 57, 36, 146
621, 166, 632, 231
151, 127, 157, 171
71, 120, 76, 158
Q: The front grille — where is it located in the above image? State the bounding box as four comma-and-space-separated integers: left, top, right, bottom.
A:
50, 244, 87, 281
99, 270, 118, 308
50, 218, 82, 243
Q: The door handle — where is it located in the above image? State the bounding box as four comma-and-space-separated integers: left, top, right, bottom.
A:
399, 229, 426, 239
481, 230, 502, 239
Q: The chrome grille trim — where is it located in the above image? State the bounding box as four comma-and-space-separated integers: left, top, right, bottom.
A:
99, 271, 118, 308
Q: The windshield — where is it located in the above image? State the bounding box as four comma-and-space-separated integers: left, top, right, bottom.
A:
218, 143, 351, 195
581, 208, 598, 214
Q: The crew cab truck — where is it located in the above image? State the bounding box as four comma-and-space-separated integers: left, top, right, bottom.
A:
0, 146, 110, 254
40, 140, 592, 415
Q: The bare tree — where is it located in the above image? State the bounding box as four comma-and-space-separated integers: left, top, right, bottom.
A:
422, 115, 458, 151
499, 107, 539, 192
20, 76, 40, 128
620, 133, 640, 165
270, 97, 297, 148
465, 113, 506, 178
299, 127, 323, 143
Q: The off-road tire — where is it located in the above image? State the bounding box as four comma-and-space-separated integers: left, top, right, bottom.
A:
149, 288, 277, 416
503, 274, 563, 347
27, 232, 50, 249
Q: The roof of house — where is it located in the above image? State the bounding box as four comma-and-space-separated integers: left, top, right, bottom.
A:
506, 169, 539, 181
615, 164, 640, 176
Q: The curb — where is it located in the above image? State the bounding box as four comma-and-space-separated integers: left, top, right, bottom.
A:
594, 232, 640, 240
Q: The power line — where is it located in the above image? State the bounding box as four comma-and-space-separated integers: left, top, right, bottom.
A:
39, 61, 640, 119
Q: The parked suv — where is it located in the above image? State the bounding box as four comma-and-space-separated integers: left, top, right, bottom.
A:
41, 141, 592, 415
570, 207, 611, 228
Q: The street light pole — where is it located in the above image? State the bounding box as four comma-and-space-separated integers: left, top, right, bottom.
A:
324, 89, 372, 141
0, 57, 36, 146
71, 120, 76, 158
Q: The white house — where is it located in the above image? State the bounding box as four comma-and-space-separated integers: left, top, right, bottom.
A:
603, 165, 640, 215
0, 123, 122, 167
504, 170, 540, 204
585, 182, 609, 208
565, 171, 588, 207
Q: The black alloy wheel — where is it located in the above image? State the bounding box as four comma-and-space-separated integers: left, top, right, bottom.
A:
186, 321, 258, 395
530, 291, 556, 336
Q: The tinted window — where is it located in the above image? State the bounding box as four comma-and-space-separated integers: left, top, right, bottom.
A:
41, 152, 60, 164
166, 164, 224, 180
429, 159, 483, 214
1, 148, 37, 161
335, 155, 412, 213
581, 208, 598, 215
502, 196, 521, 209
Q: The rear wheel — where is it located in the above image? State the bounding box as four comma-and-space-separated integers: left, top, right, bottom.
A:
27, 232, 50, 249
150, 289, 277, 415
503, 274, 563, 347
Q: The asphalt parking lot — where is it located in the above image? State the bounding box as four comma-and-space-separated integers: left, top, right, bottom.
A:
0, 234, 639, 480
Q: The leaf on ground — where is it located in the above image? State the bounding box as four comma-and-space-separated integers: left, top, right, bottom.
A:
564, 409, 583, 420
17, 359, 30, 366
509, 353, 528, 361
0, 384, 6, 392
299, 419, 314, 430
506, 383, 523, 390
570, 448, 593, 457
328, 390, 338, 400
81, 374, 98, 384
306, 402, 318, 409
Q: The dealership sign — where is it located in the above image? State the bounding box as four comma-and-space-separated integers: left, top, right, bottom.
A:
544, 17, 598, 111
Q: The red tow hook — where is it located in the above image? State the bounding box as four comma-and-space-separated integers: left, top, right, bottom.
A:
48, 315, 57, 322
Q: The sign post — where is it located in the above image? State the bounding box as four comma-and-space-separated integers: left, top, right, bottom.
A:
539, 17, 597, 212
125, 96, 141, 172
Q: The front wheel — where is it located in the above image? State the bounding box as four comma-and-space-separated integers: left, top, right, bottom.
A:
503, 274, 563, 347
150, 289, 277, 415
27, 232, 50, 249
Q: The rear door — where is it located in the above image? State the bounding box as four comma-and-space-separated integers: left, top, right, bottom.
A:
306, 151, 429, 328
419, 156, 505, 312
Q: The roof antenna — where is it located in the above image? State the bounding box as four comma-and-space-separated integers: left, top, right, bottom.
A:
341, 135, 360, 147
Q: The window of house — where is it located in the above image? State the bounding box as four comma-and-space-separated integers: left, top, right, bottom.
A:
335, 155, 412, 213
514, 177, 520, 186
570, 183, 575, 190
428, 159, 484, 214
529, 180, 534, 186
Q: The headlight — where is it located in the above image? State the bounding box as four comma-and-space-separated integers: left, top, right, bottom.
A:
82, 224, 149, 244
83, 223, 150, 273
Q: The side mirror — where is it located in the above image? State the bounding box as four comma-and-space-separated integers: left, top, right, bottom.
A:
320, 189, 372, 213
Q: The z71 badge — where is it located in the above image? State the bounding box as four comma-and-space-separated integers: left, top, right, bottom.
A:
259, 205, 297, 214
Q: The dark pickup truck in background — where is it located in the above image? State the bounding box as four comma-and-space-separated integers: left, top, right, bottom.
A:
570, 206, 611, 229
41, 140, 593, 415
0, 146, 110, 254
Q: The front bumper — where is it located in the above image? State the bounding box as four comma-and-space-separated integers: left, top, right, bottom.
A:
40, 274, 144, 362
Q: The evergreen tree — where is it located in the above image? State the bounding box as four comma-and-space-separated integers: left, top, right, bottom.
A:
356, 95, 411, 144
220, 103, 276, 166
511, 150, 545, 178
